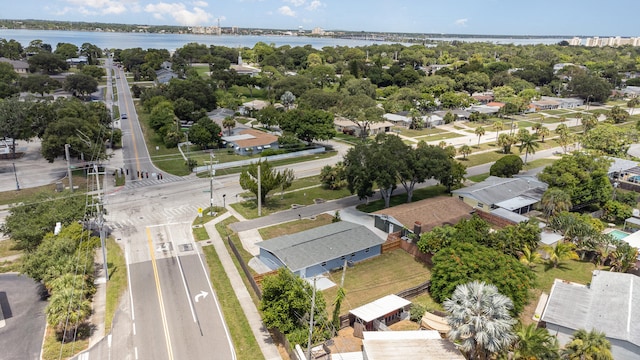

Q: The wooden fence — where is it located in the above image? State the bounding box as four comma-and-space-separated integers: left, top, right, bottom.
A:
226, 235, 263, 299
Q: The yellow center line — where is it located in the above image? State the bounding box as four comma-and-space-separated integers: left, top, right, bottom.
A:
146, 227, 174, 360
119, 70, 141, 175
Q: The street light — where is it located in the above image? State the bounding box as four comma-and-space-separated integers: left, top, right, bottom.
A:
586, 95, 593, 111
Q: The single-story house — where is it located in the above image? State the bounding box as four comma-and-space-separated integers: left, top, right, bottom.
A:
0, 57, 29, 74
486, 101, 506, 108
452, 176, 548, 214
373, 196, 473, 235
362, 330, 465, 360
607, 157, 638, 178
472, 94, 494, 104
382, 112, 411, 127
66, 56, 88, 66
155, 68, 179, 84
433, 109, 471, 121
619, 86, 640, 98
541, 271, 640, 360
349, 294, 411, 331
334, 117, 394, 137
531, 96, 584, 110
256, 221, 386, 278
222, 128, 279, 155
382, 113, 444, 128
467, 104, 501, 115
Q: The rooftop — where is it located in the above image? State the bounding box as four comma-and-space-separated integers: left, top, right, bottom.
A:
257, 221, 385, 273
374, 196, 473, 232
349, 294, 411, 323
452, 176, 547, 206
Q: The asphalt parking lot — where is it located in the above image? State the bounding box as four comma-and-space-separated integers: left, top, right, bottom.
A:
0, 273, 47, 360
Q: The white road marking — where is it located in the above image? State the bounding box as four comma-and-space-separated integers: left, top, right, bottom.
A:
167, 225, 198, 323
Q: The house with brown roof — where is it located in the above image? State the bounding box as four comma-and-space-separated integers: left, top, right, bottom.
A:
0, 57, 29, 74
222, 128, 279, 155
373, 196, 474, 235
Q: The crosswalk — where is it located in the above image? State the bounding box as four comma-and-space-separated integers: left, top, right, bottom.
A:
123, 174, 184, 189
105, 203, 208, 231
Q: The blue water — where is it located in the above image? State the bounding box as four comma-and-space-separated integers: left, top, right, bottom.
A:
629, 175, 640, 183
609, 230, 630, 241
0, 29, 400, 51
0, 29, 565, 52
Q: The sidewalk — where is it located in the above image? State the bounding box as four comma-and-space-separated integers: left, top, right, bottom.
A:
202, 213, 282, 360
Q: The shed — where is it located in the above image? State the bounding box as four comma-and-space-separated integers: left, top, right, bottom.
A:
349, 294, 411, 331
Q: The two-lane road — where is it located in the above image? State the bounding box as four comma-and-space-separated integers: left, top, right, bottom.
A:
128, 222, 234, 360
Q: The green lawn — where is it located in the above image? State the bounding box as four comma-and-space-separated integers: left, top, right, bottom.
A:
322, 249, 433, 316
532, 259, 602, 293
202, 245, 264, 360
105, 237, 127, 334
258, 213, 334, 240
415, 132, 465, 142
393, 127, 447, 138
0, 239, 20, 258
231, 185, 351, 219
191, 206, 227, 241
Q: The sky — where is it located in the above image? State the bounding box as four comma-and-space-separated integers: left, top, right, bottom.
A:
2, 0, 639, 36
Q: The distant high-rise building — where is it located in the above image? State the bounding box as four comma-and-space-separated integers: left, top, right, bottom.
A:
312, 27, 324, 35
569, 37, 581, 46
231, 26, 239, 34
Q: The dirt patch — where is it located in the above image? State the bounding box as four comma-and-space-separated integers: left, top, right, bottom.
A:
326, 327, 362, 354
388, 319, 420, 331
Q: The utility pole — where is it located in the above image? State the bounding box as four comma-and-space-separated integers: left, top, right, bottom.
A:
91, 164, 108, 281
341, 258, 348, 288
206, 153, 218, 209
12, 163, 20, 191
65, 144, 73, 192
257, 164, 262, 217
307, 277, 317, 360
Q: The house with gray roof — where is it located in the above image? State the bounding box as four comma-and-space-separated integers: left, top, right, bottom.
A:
541, 271, 640, 360
0, 57, 29, 74
452, 176, 547, 214
257, 221, 386, 278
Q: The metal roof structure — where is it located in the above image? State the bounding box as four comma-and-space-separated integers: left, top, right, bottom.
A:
542, 271, 640, 351
257, 221, 385, 273
362, 330, 465, 360
452, 176, 547, 207
349, 294, 411, 323
494, 196, 538, 211
490, 207, 530, 223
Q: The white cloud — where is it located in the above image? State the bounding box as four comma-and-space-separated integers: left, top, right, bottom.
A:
145, 2, 214, 25
284, 0, 305, 6
306, 0, 322, 11
193, 0, 209, 7
454, 18, 468, 26
63, 0, 128, 15
278, 6, 296, 17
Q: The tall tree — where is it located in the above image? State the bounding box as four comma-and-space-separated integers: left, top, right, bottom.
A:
239, 160, 294, 205
475, 126, 486, 147
0, 98, 33, 159
222, 116, 236, 136
518, 131, 540, 164
444, 281, 517, 360
562, 329, 613, 360
510, 323, 559, 360
64, 74, 98, 99
493, 120, 503, 144
542, 242, 579, 268
540, 188, 572, 220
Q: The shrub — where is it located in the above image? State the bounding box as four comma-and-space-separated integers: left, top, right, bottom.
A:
490, 154, 523, 178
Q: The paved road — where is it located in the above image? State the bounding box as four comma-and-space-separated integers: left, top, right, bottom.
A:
0, 274, 47, 360
75, 62, 236, 360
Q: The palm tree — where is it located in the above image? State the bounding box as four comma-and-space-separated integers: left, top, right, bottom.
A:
444, 281, 516, 360
475, 126, 486, 147
222, 116, 236, 136
280, 90, 296, 110
538, 126, 550, 142
519, 246, 543, 268
543, 242, 579, 268
493, 120, 503, 144
459, 144, 472, 159
582, 114, 598, 133
518, 132, 539, 164
409, 108, 423, 130
563, 329, 613, 360
46, 287, 92, 341
511, 323, 559, 359
540, 188, 572, 220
